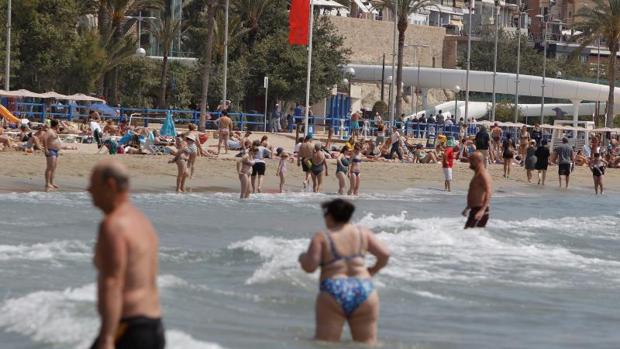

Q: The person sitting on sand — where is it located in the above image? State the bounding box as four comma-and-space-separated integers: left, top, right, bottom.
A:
103, 120, 118, 136
298, 199, 390, 345
459, 138, 476, 163
0, 126, 13, 151
574, 150, 588, 166
169, 137, 190, 193
413, 144, 438, 164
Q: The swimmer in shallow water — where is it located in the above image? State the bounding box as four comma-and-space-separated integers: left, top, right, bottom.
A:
299, 199, 390, 345
463, 151, 493, 229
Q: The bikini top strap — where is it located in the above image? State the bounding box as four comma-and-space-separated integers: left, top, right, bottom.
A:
323, 231, 340, 261
356, 225, 366, 256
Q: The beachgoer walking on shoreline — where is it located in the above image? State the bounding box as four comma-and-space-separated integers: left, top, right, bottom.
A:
217, 111, 233, 155
389, 127, 403, 161
335, 146, 351, 195
490, 123, 502, 163
311, 143, 329, 193
43, 120, 61, 192
463, 152, 493, 229
277, 151, 290, 193
298, 135, 314, 190
524, 140, 537, 183
348, 144, 363, 196
475, 125, 490, 167
169, 137, 189, 193
519, 125, 530, 166
590, 153, 607, 195
185, 134, 198, 184
237, 147, 255, 199
553, 137, 574, 189
502, 133, 515, 178
440, 143, 454, 192
88, 160, 165, 349
251, 140, 269, 193
535, 139, 550, 185
298, 199, 390, 345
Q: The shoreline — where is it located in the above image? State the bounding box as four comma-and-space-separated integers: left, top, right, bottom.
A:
1, 151, 619, 195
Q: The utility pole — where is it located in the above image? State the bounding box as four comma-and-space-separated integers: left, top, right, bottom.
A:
389, 2, 398, 126
381, 53, 386, 102
540, 19, 548, 125
491, 0, 500, 121
5, 0, 11, 90
514, 0, 522, 123
223, 0, 230, 103
464, 0, 474, 124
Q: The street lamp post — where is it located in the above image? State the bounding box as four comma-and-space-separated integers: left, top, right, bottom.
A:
454, 85, 461, 119
540, 18, 548, 125
514, 0, 523, 123
223, 0, 230, 103
491, 0, 500, 122
4, 0, 11, 90
387, 75, 393, 117
389, 2, 398, 126
596, 37, 601, 123
125, 12, 157, 53
464, 0, 474, 125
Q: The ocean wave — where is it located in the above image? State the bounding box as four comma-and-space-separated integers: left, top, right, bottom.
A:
230, 212, 620, 289
0, 275, 226, 349
228, 236, 314, 286
0, 240, 91, 262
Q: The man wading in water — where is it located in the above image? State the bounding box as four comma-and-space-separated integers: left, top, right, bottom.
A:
463, 152, 493, 229
88, 160, 165, 349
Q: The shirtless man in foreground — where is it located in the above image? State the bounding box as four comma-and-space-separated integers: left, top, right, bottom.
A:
88, 160, 165, 349
217, 111, 233, 155
43, 120, 61, 191
298, 135, 315, 189
462, 152, 493, 229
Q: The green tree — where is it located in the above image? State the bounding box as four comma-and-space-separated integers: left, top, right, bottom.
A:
575, 0, 620, 127
232, 0, 272, 51
150, 0, 184, 108
199, 0, 223, 131
381, 0, 433, 119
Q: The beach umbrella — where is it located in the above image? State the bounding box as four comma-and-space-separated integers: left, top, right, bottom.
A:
40, 91, 70, 100
66, 93, 105, 103
160, 110, 177, 137
88, 103, 116, 117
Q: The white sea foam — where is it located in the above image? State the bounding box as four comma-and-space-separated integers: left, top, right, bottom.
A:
228, 236, 313, 286
0, 240, 91, 262
0, 275, 226, 349
231, 212, 620, 288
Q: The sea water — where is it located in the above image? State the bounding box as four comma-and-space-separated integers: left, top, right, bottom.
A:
0, 188, 619, 349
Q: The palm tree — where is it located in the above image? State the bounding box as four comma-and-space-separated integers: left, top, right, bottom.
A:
232, 0, 272, 50
381, 0, 433, 118
150, 0, 184, 109
199, 0, 223, 131
97, 0, 164, 103
575, 0, 620, 127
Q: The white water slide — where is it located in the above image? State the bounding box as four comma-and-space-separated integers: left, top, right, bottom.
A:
347, 64, 619, 123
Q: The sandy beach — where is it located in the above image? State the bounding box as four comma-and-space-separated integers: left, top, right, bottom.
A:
1, 132, 618, 194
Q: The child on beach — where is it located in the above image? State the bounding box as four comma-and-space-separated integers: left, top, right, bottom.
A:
236, 148, 255, 199
590, 153, 607, 195
169, 137, 189, 193
441, 144, 454, 192
276, 150, 290, 193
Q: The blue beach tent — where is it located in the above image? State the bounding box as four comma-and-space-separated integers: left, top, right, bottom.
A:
160, 110, 177, 137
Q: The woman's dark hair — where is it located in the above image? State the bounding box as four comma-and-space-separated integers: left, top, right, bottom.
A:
321, 199, 355, 224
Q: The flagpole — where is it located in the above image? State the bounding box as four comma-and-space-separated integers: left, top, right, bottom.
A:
303, 0, 315, 136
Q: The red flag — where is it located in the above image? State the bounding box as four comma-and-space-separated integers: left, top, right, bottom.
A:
289, 0, 310, 46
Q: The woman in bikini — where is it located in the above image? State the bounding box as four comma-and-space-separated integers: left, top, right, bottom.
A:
348, 144, 363, 196
298, 199, 390, 345
311, 143, 329, 193
518, 125, 530, 165
335, 146, 351, 195
236, 147, 255, 199
169, 137, 190, 193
